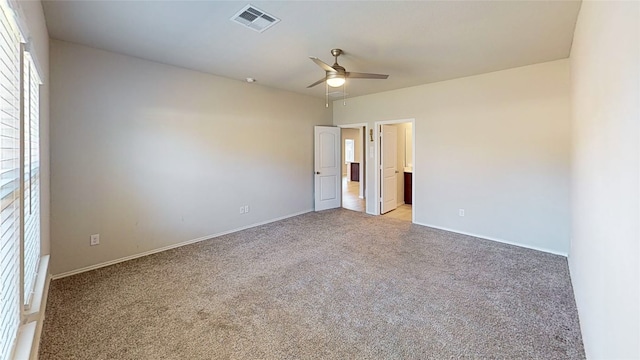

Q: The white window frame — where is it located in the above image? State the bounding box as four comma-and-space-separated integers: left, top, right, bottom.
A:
0, 3, 25, 359
0, 1, 47, 360
345, 139, 355, 163
21, 49, 40, 311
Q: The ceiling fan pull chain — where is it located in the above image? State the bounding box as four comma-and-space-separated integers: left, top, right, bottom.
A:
325, 80, 329, 108
343, 80, 346, 106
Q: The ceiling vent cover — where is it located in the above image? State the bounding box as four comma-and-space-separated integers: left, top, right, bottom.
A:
231, 4, 280, 33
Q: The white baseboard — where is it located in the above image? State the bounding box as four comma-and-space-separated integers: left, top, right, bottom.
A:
52, 209, 314, 279
413, 222, 568, 257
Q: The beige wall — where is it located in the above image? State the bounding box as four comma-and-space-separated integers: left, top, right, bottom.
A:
568, 1, 639, 358
19, 1, 50, 256
49, 40, 331, 275
334, 59, 571, 255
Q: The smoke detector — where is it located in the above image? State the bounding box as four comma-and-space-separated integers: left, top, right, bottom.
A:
231, 4, 280, 33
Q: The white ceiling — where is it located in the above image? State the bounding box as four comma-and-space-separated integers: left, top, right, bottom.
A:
42, 1, 581, 99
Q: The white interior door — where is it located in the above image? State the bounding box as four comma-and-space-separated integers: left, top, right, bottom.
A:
381, 124, 397, 214
314, 126, 341, 211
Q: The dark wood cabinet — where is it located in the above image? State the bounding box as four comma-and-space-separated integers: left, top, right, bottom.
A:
350, 162, 360, 182
404, 172, 412, 204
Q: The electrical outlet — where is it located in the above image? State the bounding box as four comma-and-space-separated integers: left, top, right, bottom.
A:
459, 209, 465, 217
240, 206, 245, 214
90, 234, 100, 246
244, 205, 249, 213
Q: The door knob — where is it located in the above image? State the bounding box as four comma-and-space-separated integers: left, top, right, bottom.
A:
395, 170, 399, 173
315, 171, 320, 174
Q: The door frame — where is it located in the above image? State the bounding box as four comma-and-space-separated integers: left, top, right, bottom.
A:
338, 123, 367, 210
374, 118, 416, 222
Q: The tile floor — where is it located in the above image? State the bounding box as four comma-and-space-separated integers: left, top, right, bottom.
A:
382, 204, 412, 221
342, 176, 412, 221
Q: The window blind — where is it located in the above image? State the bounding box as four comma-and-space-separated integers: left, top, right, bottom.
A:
0, 1, 22, 359
22, 51, 38, 308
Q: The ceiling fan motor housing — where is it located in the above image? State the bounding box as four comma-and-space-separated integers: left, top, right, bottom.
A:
330, 64, 346, 75
330, 49, 345, 74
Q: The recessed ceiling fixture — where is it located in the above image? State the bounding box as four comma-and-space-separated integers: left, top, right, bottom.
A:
231, 4, 280, 33
245, 77, 256, 83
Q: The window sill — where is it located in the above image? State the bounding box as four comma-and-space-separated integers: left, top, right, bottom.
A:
13, 255, 50, 360
13, 322, 36, 360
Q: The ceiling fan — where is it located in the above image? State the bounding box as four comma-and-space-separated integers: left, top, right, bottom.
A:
307, 48, 389, 89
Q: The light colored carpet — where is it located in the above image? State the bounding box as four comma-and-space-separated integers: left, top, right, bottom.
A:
40, 209, 584, 359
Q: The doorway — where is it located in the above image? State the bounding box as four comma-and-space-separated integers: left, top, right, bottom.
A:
339, 124, 366, 212
375, 119, 415, 222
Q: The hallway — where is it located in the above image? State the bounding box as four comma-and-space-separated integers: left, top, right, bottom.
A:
342, 176, 365, 212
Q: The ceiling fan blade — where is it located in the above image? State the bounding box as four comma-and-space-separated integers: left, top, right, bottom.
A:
310, 56, 336, 73
307, 77, 327, 88
346, 72, 389, 79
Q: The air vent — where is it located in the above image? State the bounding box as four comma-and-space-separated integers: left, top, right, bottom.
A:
231, 4, 280, 33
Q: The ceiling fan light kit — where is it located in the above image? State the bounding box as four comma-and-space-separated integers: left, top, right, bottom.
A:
326, 73, 345, 87
308, 48, 389, 107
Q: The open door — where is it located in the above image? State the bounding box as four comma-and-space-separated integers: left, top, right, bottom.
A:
314, 126, 341, 211
380, 124, 398, 214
